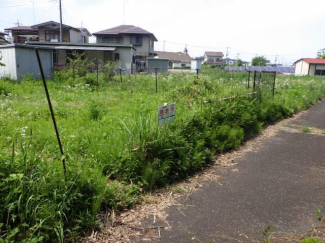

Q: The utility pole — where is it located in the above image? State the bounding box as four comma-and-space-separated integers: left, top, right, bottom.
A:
237, 53, 240, 60
31, 1, 35, 25
124, 0, 126, 24
59, 0, 63, 42
163, 40, 165, 52
274, 55, 278, 66
226, 47, 229, 64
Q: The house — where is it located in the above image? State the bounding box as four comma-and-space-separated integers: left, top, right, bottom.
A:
155, 50, 192, 69
4, 21, 91, 44
0, 31, 7, 39
26, 41, 136, 71
0, 44, 53, 80
93, 25, 157, 63
294, 58, 325, 76
223, 58, 237, 65
204, 51, 224, 66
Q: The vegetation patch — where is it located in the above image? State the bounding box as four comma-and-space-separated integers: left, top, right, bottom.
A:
1, 70, 325, 242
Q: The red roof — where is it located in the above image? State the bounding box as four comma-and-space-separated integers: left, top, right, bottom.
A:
294, 58, 325, 64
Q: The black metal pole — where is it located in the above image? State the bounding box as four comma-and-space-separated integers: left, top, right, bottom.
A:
247, 71, 250, 89
272, 72, 276, 98
196, 69, 199, 83
35, 48, 66, 175
155, 68, 158, 93
119, 68, 122, 83
96, 65, 99, 86
73, 64, 75, 81
253, 71, 256, 91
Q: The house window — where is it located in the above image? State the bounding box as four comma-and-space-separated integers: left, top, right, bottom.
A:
181, 64, 186, 67
45, 30, 59, 42
81, 35, 86, 43
130, 36, 142, 46
114, 53, 120, 61
102, 37, 122, 43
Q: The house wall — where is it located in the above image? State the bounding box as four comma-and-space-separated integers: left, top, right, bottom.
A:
85, 50, 104, 63
15, 48, 53, 79
0, 48, 17, 79
96, 35, 154, 56
38, 29, 70, 42
295, 60, 309, 75
57, 50, 66, 65
113, 47, 134, 70
0, 47, 52, 80
172, 62, 191, 68
70, 29, 82, 43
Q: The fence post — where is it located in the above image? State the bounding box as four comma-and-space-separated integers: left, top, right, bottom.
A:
253, 71, 256, 91
247, 71, 250, 89
119, 68, 122, 83
73, 64, 75, 81
196, 69, 199, 83
272, 72, 276, 98
155, 68, 158, 93
35, 48, 66, 176
96, 65, 99, 86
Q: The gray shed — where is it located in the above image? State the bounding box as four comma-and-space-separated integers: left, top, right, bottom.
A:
0, 44, 53, 80
147, 58, 169, 74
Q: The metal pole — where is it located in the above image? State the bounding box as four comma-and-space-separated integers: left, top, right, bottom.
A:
59, 0, 63, 42
35, 48, 66, 175
196, 69, 199, 83
73, 64, 75, 81
96, 65, 99, 86
120, 68, 122, 83
247, 71, 250, 89
272, 72, 276, 98
253, 71, 256, 91
155, 68, 158, 93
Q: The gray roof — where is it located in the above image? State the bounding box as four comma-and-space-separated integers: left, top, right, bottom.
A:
78, 28, 92, 36
155, 51, 192, 63
93, 25, 158, 41
31, 21, 80, 32
0, 31, 7, 35
4, 26, 35, 31
205, 51, 224, 57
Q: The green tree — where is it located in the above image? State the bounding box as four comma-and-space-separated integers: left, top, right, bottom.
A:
252, 56, 267, 66
237, 59, 243, 66
317, 48, 325, 59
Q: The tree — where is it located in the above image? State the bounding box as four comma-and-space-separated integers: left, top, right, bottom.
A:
317, 49, 325, 59
252, 56, 267, 66
237, 59, 243, 66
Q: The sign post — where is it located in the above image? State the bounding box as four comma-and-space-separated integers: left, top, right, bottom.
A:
158, 103, 176, 126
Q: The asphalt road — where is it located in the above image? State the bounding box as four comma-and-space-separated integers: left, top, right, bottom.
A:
141, 101, 325, 243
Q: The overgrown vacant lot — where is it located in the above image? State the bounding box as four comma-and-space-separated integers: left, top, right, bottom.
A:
1, 71, 325, 242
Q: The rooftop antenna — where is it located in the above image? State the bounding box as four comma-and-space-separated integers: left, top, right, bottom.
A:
15, 19, 22, 26
81, 22, 83, 28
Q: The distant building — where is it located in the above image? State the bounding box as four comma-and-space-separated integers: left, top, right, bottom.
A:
294, 58, 325, 76
223, 58, 237, 65
204, 51, 224, 66
0, 31, 7, 39
4, 21, 91, 44
155, 50, 192, 68
93, 25, 157, 63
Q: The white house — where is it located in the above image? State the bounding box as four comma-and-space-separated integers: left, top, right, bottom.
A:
294, 58, 325, 76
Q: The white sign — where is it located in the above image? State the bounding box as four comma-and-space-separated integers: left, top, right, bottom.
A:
158, 103, 176, 126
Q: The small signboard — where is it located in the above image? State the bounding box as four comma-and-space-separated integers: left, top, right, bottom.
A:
158, 103, 176, 126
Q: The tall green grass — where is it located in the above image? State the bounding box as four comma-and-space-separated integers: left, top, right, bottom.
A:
1, 72, 325, 241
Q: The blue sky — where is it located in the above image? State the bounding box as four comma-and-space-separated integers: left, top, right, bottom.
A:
1, 0, 324, 65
